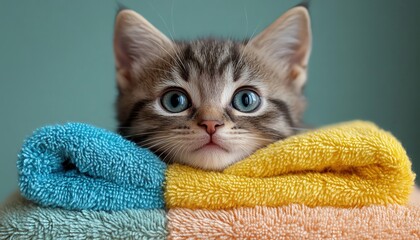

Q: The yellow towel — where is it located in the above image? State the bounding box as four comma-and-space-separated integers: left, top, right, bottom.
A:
165, 121, 415, 209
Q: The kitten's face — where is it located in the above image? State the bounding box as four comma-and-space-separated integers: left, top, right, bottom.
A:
114, 7, 311, 170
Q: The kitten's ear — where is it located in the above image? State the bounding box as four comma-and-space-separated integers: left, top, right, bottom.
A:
114, 10, 173, 89
249, 7, 311, 90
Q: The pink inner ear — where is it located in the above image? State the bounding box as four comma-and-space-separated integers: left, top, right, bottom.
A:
114, 33, 133, 70
114, 30, 135, 89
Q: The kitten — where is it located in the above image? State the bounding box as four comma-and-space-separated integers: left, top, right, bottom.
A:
114, 6, 311, 170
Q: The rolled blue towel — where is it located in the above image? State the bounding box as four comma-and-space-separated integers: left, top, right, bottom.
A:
17, 123, 166, 211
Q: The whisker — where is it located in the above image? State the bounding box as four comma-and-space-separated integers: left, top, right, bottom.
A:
228, 136, 275, 143
229, 130, 299, 139
237, 144, 252, 157
149, 141, 174, 160
170, 0, 176, 38
237, 22, 261, 68
162, 141, 179, 163
156, 147, 170, 162
163, 142, 180, 164
158, 140, 182, 162
141, 26, 187, 74
140, 136, 192, 163
140, 138, 173, 148
121, 130, 191, 139
146, 67, 174, 75
124, 134, 172, 142
176, 143, 189, 164
243, 4, 249, 38
139, 136, 181, 146
152, 15, 186, 74
134, 47, 173, 66
171, 141, 186, 162
288, 127, 310, 132
120, 131, 168, 137
135, 134, 183, 147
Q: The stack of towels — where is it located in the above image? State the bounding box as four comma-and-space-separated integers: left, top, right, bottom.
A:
0, 121, 418, 239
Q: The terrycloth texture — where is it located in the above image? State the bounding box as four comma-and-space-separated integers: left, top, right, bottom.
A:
167, 205, 420, 239
165, 121, 415, 209
18, 123, 166, 211
0, 192, 167, 240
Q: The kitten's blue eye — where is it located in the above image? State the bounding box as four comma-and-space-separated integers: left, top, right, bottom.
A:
161, 90, 190, 113
232, 89, 261, 113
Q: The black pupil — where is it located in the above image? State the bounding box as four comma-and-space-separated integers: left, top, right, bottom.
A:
170, 93, 182, 108
242, 93, 251, 107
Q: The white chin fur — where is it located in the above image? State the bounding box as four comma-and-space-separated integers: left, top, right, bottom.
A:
177, 149, 248, 171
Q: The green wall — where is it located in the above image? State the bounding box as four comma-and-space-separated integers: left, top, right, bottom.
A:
1, 0, 419, 202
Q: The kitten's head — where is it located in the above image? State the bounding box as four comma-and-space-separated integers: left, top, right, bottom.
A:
114, 7, 311, 170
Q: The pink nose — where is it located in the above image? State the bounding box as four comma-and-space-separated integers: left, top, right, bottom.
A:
199, 120, 224, 135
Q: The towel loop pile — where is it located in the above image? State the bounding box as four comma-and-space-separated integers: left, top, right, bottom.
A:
17, 123, 166, 211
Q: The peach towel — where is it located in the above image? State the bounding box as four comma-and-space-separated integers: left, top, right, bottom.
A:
167, 205, 420, 239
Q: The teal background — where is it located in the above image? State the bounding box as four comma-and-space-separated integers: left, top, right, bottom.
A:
0, 0, 419, 202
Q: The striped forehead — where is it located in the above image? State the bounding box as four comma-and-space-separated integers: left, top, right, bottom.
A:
179, 40, 244, 105
158, 40, 258, 108
178, 40, 244, 81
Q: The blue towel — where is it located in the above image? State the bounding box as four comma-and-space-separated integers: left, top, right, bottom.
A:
17, 123, 166, 211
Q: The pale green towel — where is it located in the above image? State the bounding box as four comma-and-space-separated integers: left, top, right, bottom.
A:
0, 192, 167, 239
